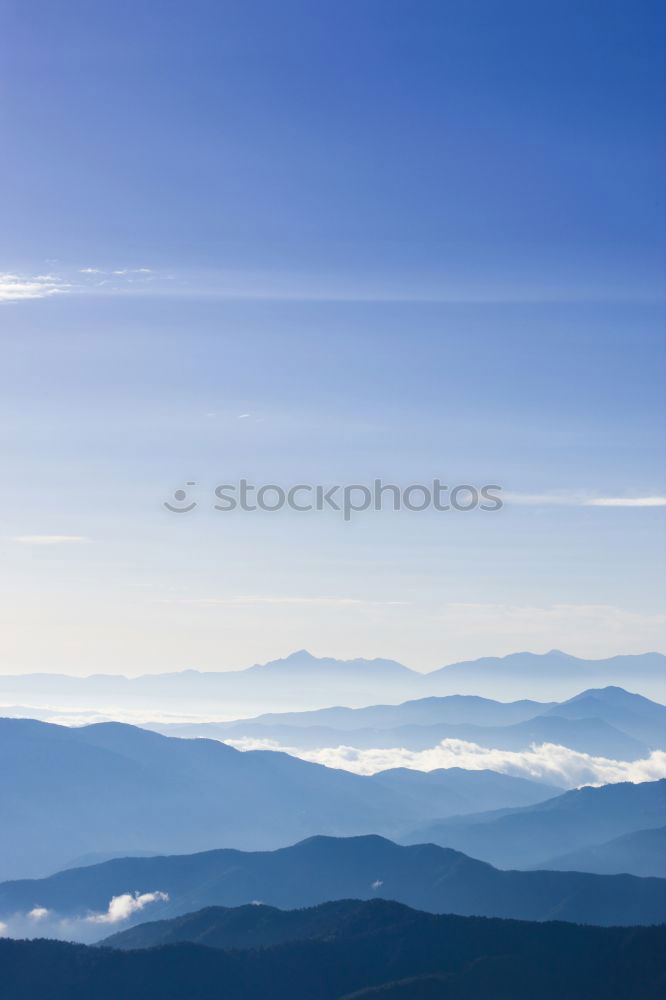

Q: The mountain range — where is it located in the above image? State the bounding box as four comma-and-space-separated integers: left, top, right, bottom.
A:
542, 685, 666, 746
428, 650, 666, 702
539, 825, 666, 878
1, 650, 664, 717
0, 717, 556, 881
2, 833, 665, 938
160, 709, 651, 760
152, 684, 666, 761
404, 779, 666, 871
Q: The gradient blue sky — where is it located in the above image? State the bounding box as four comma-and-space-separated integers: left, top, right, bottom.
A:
1, 0, 664, 673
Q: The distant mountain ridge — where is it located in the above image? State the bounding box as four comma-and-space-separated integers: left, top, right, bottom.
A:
1, 650, 664, 715
404, 779, 666, 871
246, 650, 414, 679
2, 833, 665, 935
545, 686, 666, 746
159, 713, 651, 760
539, 825, 666, 878
226, 693, 556, 729
153, 684, 666, 761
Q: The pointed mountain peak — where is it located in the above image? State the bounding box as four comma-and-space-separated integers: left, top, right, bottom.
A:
284, 649, 317, 661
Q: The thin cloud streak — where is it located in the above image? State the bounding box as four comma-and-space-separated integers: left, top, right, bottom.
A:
435, 601, 666, 635
586, 497, 666, 507
506, 492, 666, 507
163, 595, 409, 607
3, 265, 662, 305
13, 535, 90, 545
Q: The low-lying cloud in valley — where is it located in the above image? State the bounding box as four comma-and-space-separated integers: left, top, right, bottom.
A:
85, 891, 169, 925
0, 891, 169, 942
225, 736, 666, 789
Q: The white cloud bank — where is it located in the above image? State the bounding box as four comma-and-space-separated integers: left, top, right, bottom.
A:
86, 891, 169, 924
225, 736, 666, 789
0, 891, 169, 942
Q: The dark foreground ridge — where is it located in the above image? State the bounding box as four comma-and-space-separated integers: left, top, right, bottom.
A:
1, 899, 664, 1000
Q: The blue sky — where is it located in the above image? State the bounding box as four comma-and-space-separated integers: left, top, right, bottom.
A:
1, 1, 664, 673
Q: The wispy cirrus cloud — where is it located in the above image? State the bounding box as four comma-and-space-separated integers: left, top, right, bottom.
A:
431, 602, 666, 659
6, 264, 661, 306
0, 266, 157, 303
586, 496, 666, 507
164, 595, 409, 607
0, 272, 70, 302
79, 266, 153, 277
505, 491, 666, 507
435, 601, 666, 633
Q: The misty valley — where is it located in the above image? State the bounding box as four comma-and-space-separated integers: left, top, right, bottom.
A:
1, 650, 665, 998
